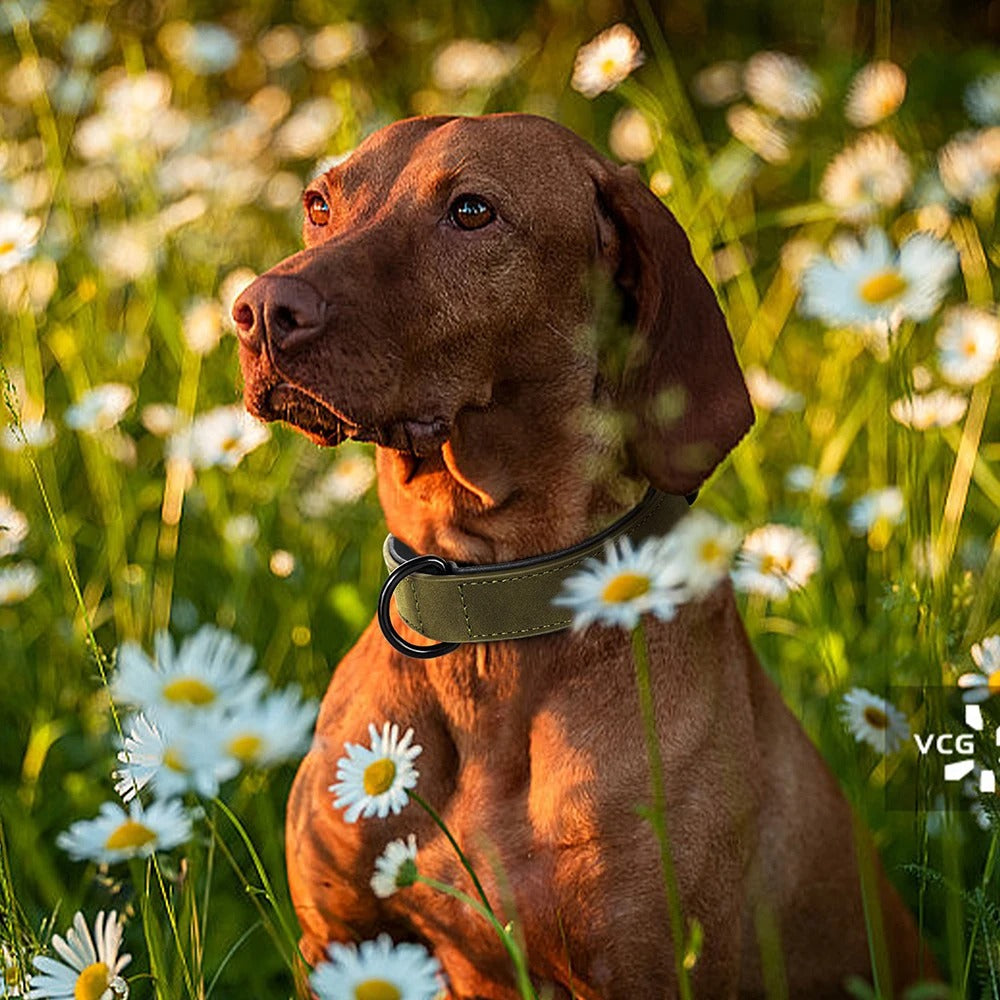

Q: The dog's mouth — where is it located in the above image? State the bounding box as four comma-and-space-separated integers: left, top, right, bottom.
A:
262, 382, 451, 457
266, 382, 358, 447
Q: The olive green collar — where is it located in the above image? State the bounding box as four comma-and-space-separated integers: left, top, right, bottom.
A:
378, 489, 692, 659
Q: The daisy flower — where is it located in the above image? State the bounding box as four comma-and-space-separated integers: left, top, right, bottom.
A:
0, 495, 28, 558
331, 723, 422, 823
890, 390, 967, 430
113, 625, 258, 715
938, 128, 1000, 203
216, 686, 317, 770
691, 60, 743, 107
370, 835, 419, 899
800, 229, 957, 331
28, 911, 129, 1000
820, 134, 912, 223
301, 451, 376, 516
784, 465, 845, 499
744, 366, 804, 412
167, 405, 269, 471
553, 536, 687, 631
958, 635, 1000, 704
839, 688, 910, 753
181, 299, 223, 355
0, 211, 40, 274
0, 564, 39, 605
0, 418, 55, 452
311, 934, 441, 1000
64, 384, 134, 433
660, 511, 742, 599
847, 488, 905, 550
844, 61, 907, 127
743, 51, 821, 120
571, 24, 644, 99
57, 799, 192, 864
965, 71, 1000, 126
731, 524, 820, 599
725, 104, 790, 164
937, 307, 1000, 386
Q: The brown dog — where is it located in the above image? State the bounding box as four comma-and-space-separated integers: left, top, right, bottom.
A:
234, 114, 929, 998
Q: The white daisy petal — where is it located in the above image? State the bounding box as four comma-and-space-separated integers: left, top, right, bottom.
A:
839, 688, 910, 753
731, 524, 819, 599
311, 933, 442, 1000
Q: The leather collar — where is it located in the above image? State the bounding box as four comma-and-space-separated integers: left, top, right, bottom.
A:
378, 489, 693, 658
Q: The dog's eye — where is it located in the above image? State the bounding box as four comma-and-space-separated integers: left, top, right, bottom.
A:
449, 194, 495, 231
305, 193, 330, 226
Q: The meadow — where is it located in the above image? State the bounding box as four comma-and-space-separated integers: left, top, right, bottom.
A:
0, 0, 999, 996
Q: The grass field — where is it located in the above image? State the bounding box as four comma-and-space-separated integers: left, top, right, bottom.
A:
1, 1, 999, 996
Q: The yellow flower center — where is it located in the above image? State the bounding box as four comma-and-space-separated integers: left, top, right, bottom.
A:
5, 965, 22, 987
699, 539, 724, 566
759, 554, 792, 576
74, 961, 110, 1000
228, 733, 263, 763
354, 980, 402, 1000
161, 676, 216, 706
163, 748, 187, 772
601, 572, 651, 604
600, 57, 618, 76
105, 819, 157, 852
363, 758, 397, 796
0, 241, 15, 256
220, 435, 239, 453
863, 706, 889, 730
963, 337, 979, 357
988, 669, 1000, 694
858, 269, 908, 305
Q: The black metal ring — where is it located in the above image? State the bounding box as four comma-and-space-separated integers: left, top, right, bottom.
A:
377, 554, 461, 659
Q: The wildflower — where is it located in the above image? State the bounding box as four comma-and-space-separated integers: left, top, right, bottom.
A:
743, 51, 821, 120
890, 390, 967, 430
159, 21, 240, 75
269, 550, 295, 578
847, 488, 905, 549
310, 934, 441, 1000
938, 128, 1000, 203
370, 835, 419, 899
218, 268, 257, 327
784, 465, 845, 499
0, 211, 40, 274
820, 134, 912, 223
937, 307, 1000, 386
1, 942, 30, 995
691, 60, 742, 106
217, 687, 317, 769
167, 405, 269, 471
223, 514, 259, 548
113, 714, 164, 802
65, 385, 135, 434
301, 451, 376, 516
331, 723, 422, 823
965, 71, 1000, 126
800, 229, 957, 331
608, 108, 656, 162
432, 39, 515, 92
958, 635, 1000, 703
140, 403, 182, 438
113, 625, 258, 715
28, 911, 129, 1000
1, 417, 54, 452
744, 366, 804, 412
305, 23, 368, 70
0, 563, 39, 605
90, 223, 158, 285
182, 299, 223, 355
839, 688, 910, 753
0, 495, 28, 557
571, 24, 643, 99
844, 61, 907, 127
725, 104, 790, 164
661, 511, 742, 599
553, 536, 687, 630
731, 524, 819, 599
57, 799, 192, 864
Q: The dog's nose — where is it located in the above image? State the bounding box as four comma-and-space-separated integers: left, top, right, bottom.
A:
232, 275, 326, 353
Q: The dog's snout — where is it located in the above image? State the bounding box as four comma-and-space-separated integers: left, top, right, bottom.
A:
232, 275, 326, 353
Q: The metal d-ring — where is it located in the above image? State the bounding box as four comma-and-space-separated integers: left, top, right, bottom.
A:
377, 554, 461, 659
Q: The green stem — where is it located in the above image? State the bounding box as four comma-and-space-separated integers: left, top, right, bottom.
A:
631, 622, 693, 999
416, 874, 537, 1000
411, 790, 494, 916
962, 831, 1000, 995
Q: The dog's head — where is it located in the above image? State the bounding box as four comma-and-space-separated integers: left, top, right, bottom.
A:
235, 113, 752, 496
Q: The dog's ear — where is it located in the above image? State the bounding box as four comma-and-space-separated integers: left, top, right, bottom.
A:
589, 160, 753, 495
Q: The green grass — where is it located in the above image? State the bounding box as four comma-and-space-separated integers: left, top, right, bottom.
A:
1, 1, 998, 996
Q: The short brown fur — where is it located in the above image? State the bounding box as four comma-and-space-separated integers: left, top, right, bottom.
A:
234, 114, 931, 998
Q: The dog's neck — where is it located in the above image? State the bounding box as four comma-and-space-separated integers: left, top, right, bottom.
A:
374, 379, 644, 564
